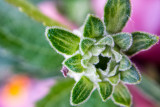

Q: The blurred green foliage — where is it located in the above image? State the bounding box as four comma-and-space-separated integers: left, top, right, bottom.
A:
55, 0, 93, 25
0, 0, 64, 78
137, 75, 160, 103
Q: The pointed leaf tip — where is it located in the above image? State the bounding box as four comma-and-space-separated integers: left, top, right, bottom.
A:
111, 49, 122, 63
104, 0, 131, 34
46, 27, 80, 55
80, 38, 95, 55
119, 55, 131, 71
107, 59, 119, 77
98, 81, 113, 101
64, 54, 84, 73
113, 33, 132, 51
120, 65, 141, 84
112, 82, 132, 106
126, 32, 159, 56
83, 14, 104, 38
90, 45, 105, 56
96, 36, 114, 47
108, 73, 120, 85
71, 76, 94, 105
101, 46, 112, 58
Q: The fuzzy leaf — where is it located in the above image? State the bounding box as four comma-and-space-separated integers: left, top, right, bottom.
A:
112, 82, 131, 106
83, 14, 104, 38
107, 59, 119, 77
36, 78, 118, 107
96, 69, 105, 80
113, 33, 132, 51
98, 81, 113, 101
80, 38, 95, 55
46, 28, 80, 55
126, 32, 159, 56
101, 46, 112, 58
120, 65, 141, 84
96, 36, 114, 47
89, 56, 99, 64
64, 54, 84, 73
108, 73, 120, 85
84, 64, 96, 74
119, 55, 131, 71
5, 0, 66, 27
104, 0, 131, 34
90, 45, 105, 56
81, 59, 89, 68
71, 76, 94, 105
111, 49, 122, 63
83, 51, 92, 59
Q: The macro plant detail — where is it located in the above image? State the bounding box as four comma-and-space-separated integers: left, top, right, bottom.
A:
44, 0, 159, 107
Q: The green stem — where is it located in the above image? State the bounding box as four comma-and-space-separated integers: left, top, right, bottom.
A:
5, 0, 69, 29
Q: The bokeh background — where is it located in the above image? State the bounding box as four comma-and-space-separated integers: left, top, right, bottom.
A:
0, 0, 160, 107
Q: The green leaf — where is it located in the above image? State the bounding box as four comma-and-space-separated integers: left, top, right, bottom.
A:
5, 0, 67, 28
98, 81, 113, 101
101, 46, 112, 58
83, 51, 92, 59
36, 79, 118, 107
111, 49, 122, 63
84, 64, 96, 74
96, 69, 106, 80
81, 59, 90, 68
80, 38, 95, 55
107, 59, 119, 77
81, 58, 98, 68
96, 36, 114, 47
113, 33, 132, 51
81, 91, 118, 107
104, 0, 131, 34
46, 27, 80, 55
83, 14, 104, 38
126, 32, 159, 56
119, 55, 131, 71
89, 56, 99, 64
90, 45, 105, 56
137, 75, 160, 103
120, 65, 141, 84
64, 54, 84, 73
0, 0, 63, 77
71, 76, 94, 105
112, 82, 131, 106
108, 73, 120, 85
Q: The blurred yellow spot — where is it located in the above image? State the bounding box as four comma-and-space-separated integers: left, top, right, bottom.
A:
5, 75, 30, 96
1, 75, 31, 107
8, 81, 23, 96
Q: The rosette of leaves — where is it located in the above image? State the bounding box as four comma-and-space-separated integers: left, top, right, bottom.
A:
45, 0, 159, 106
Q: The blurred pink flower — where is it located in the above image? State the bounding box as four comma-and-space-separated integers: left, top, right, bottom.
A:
0, 75, 54, 107
38, 1, 77, 29
128, 86, 155, 107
